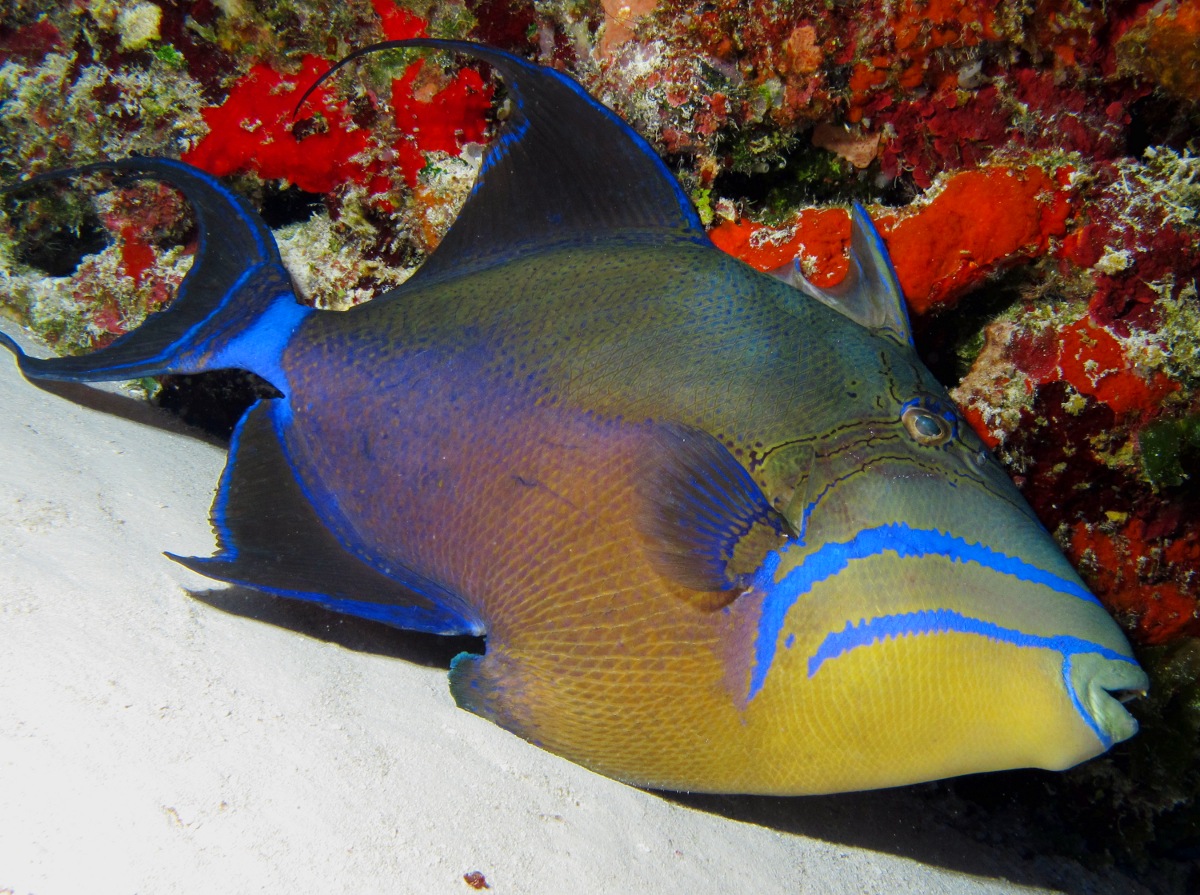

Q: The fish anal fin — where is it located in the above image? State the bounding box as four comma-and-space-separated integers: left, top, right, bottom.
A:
175, 400, 483, 637
640, 422, 792, 609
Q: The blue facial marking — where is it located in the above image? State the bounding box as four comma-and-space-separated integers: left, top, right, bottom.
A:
746, 522, 1103, 700
806, 608, 1137, 747
808, 609, 1129, 678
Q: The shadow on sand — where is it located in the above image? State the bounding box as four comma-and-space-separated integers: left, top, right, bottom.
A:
192, 584, 1158, 895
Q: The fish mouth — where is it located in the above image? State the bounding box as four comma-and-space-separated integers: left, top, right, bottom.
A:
1069, 652, 1150, 746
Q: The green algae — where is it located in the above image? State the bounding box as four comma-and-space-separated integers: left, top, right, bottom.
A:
0, 53, 208, 176
1140, 414, 1200, 489
151, 44, 187, 69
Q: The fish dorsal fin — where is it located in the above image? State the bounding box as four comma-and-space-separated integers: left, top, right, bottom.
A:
639, 422, 792, 610
302, 40, 708, 281
772, 203, 913, 345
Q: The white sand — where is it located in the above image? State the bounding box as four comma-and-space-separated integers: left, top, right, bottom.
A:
0, 321, 1143, 895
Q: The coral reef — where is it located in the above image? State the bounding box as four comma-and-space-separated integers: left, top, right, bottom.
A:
0, 0, 1198, 887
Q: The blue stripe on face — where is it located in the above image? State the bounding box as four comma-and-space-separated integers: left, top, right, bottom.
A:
804, 608, 1136, 746
806, 608, 1130, 677
747, 522, 1103, 701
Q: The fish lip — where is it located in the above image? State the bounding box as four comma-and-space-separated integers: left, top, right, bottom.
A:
1070, 652, 1150, 746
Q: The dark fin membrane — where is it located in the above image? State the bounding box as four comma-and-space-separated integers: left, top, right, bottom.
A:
771, 203, 913, 345
640, 422, 792, 609
0, 158, 307, 387
171, 400, 484, 637
298, 39, 709, 284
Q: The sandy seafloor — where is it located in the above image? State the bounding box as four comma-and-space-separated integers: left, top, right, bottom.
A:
0, 319, 1153, 895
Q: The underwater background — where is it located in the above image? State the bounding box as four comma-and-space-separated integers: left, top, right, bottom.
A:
0, 1, 1196, 891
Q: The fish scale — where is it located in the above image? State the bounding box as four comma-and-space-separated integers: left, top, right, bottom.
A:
1, 39, 1148, 795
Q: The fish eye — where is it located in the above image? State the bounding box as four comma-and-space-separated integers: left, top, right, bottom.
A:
901, 405, 953, 446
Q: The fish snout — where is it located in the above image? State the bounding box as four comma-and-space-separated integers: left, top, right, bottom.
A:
1069, 652, 1149, 748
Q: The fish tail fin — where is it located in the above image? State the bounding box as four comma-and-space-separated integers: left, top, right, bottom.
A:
1, 158, 310, 390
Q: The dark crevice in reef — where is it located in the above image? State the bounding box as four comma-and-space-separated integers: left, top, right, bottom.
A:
8, 198, 108, 277
257, 183, 326, 230
709, 135, 915, 223
153, 371, 280, 440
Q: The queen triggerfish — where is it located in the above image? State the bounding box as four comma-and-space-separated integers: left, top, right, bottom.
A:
1, 40, 1149, 795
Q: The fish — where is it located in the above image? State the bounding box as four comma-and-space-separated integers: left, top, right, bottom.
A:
0, 39, 1148, 796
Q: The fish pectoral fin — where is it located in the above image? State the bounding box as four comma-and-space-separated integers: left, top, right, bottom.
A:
449, 649, 539, 742
639, 422, 792, 607
172, 400, 483, 637
772, 203, 913, 346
